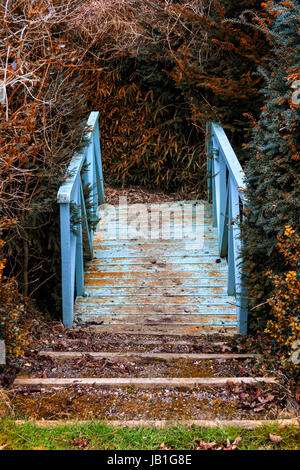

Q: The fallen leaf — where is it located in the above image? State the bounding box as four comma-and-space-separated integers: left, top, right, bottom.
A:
231, 436, 242, 449
221, 345, 231, 353
0, 442, 11, 450
160, 442, 171, 450
269, 434, 282, 444
50, 437, 89, 449
195, 439, 216, 450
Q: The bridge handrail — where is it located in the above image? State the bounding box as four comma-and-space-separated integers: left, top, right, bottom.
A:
206, 122, 247, 334
57, 111, 104, 328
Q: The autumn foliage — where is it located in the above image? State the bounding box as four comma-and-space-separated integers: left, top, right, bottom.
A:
83, 0, 269, 191
0, 1, 97, 312
0, 218, 27, 359
265, 226, 300, 371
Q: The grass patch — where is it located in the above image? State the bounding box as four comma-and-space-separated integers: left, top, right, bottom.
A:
0, 419, 299, 450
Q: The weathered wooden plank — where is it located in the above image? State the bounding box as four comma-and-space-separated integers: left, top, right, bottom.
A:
84, 277, 228, 288
85, 286, 228, 296
81, 325, 237, 335
38, 351, 259, 360
91, 239, 217, 247
13, 377, 277, 387
74, 304, 236, 316
86, 259, 228, 269
94, 234, 216, 242
76, 314, 237, 325
98, 200, 211, 211
76, 294, 236, 306
93, 248, 221, 259
17, 419, 299, 429
84, 271, 228, 280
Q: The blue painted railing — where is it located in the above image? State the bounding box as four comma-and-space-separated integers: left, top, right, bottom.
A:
206, 122, 247, 334
57, 112, 104, 328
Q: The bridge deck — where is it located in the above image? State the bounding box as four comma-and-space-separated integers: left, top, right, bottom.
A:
74, 201, 237, 334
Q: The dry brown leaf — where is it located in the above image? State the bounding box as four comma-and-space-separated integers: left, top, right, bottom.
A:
50, 437, 90, 449
160, 442, 171, 450
269, 433, 282, 444
195, 440, 217, 450
0, 442, 11, 450
231, 436, 242, 449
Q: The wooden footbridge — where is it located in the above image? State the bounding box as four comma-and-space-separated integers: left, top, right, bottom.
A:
14, 121, 293, 428
57, 112, 247, 335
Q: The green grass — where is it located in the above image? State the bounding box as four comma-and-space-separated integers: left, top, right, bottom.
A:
0, 419, 299, 450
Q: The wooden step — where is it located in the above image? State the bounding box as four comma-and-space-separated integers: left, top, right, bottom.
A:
13, 377, 277, 388
38, 351, 259, 361
15, 418, 299, 429
77, 325, 237, 335
76, 315, 237, 328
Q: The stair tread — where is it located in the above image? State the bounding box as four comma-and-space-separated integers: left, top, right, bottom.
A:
13, 376, 277, 387
38, 351, 259, 360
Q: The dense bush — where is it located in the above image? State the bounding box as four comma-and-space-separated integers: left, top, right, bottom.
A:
265, 226, 300, 372
0, 218, 27, 359
0, 1, 97, 313
242, 0, 300, 331
81, 0, 269, 193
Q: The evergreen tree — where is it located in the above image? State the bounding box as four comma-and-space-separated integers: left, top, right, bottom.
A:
242, 0, 300, 330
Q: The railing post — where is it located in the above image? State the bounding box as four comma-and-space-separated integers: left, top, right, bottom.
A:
59, 203, 74, 329
206, 122, 213, 203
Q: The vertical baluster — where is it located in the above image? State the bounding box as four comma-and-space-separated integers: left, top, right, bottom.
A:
219, 175, 229, 258
75, 178, 84, 298
211, 148, 218, 228
59, 203, 74, 329
206, 122, 212, 203
94, 119, 105, 204
92, 138, 98, 217
80, 183, 93, 259
218, 155, 227, 255
83, 141, 95, 242
213, 146, 220, 230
